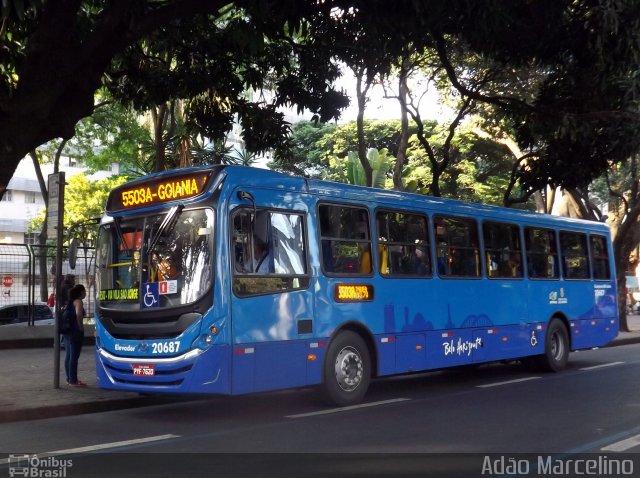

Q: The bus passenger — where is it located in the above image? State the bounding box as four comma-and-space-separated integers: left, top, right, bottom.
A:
412, 246, 430, 275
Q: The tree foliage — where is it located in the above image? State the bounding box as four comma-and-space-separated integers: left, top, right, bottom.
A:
328, 148, 392, 188
2, 0, 640, 203
0, 0, 349, 197
29, 174, 127, 244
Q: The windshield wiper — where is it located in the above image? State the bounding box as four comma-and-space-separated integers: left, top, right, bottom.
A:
147, 205, 184, 254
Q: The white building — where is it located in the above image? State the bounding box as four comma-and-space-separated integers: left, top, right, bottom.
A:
0, 157, 119, 244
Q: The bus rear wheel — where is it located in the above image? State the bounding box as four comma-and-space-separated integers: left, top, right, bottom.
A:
535, 319, 570, 372
322, 331, 371, 406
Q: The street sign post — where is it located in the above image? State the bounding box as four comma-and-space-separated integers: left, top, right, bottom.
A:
46, 174, 62, 238
48, 172, 65, 389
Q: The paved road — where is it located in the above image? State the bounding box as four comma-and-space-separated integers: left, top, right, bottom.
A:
1, 344, 639, 477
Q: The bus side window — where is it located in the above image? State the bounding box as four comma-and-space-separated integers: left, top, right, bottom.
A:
319, 204, 372, 275
376, 210, 431, 277
483, 221, 523, 279
434, 215, 480, 278
590, 235, 611, 280
232, 207, 309, 296
525, 227, 559, 279
560, 231, 590, 279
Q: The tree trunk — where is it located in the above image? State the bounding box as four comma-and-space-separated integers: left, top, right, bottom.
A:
613, 213, 640, 332
29, 151, 51, 302
355, 71, 373, 187
393, 64, 410, 192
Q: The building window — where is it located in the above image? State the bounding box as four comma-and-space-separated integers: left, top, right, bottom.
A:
1, 190, 12, 202
24, 232, 39, 245
24, 191, 36, 204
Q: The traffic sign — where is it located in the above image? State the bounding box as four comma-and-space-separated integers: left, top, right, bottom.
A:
2, 275, 13, 287
47, 172, 64, 237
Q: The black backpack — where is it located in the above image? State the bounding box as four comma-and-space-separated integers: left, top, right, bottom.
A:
59, 303, 75, 334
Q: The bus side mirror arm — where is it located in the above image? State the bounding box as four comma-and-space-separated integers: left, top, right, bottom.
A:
237, 191, 257, 221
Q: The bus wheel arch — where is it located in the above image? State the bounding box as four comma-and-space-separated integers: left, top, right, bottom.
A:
321, 324, 376, 406
550, 313, 572, 350
535, 315, 571, 372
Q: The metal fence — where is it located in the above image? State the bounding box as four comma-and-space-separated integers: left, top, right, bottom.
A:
0, 243, 95, 325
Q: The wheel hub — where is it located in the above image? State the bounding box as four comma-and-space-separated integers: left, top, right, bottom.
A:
334, 346, 363, 392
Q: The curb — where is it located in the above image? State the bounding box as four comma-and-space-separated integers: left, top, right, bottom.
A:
604, 335, 640, 348
0, 397, 150, 424
0, 395, 188, 424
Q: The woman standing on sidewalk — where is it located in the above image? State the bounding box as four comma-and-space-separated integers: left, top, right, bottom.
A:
64, 284, 86, 387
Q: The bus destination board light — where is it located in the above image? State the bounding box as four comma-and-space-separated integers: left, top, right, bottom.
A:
108, 172, 212, 212
334, 284, 374, 303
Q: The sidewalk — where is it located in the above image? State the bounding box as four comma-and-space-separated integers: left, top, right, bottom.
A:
0, 346, 170, 423
0, 317, 639, 424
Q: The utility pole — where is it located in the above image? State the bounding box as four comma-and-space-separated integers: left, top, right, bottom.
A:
48, 172, 65, 389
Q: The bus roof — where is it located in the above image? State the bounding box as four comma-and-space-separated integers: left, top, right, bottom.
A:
219, 166, 610, 234
115, 165, 609, 234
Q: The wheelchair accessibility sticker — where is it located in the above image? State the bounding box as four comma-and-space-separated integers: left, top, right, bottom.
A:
142, 282, 159, 308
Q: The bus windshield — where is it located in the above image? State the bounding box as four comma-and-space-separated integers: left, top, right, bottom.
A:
96, 208, 214, 310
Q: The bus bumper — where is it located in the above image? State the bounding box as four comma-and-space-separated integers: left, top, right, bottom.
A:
95, 344, 231, 395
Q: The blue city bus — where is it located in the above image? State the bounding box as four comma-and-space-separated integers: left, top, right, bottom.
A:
94, 165, 618, 405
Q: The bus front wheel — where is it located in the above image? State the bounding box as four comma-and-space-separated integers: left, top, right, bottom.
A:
322, 331, 371, 406
535, 319, 570, 372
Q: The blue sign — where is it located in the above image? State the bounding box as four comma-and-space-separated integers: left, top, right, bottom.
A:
142, 282, 159, 308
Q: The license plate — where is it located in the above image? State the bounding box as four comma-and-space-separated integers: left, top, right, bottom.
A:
132, 364, 155, 376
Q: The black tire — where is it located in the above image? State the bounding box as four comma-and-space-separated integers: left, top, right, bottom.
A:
534, 319, 570, 372
322, 331, 371, 406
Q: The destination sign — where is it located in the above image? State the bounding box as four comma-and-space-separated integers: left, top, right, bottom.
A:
107, 171, 212, 212
334, 284, 374, 303
99, 288, 139, 301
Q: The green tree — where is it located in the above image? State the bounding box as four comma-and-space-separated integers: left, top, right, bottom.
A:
328, 148, 392, 188
576, 158, 640, 332
3, 1, 640, 203
271, 121, 336, 178
38, 98, 150, 174
0, 0, 348, 196
29, 174, 127, 244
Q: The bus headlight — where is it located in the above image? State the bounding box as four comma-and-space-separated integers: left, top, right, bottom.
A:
195, 334, 213, 350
